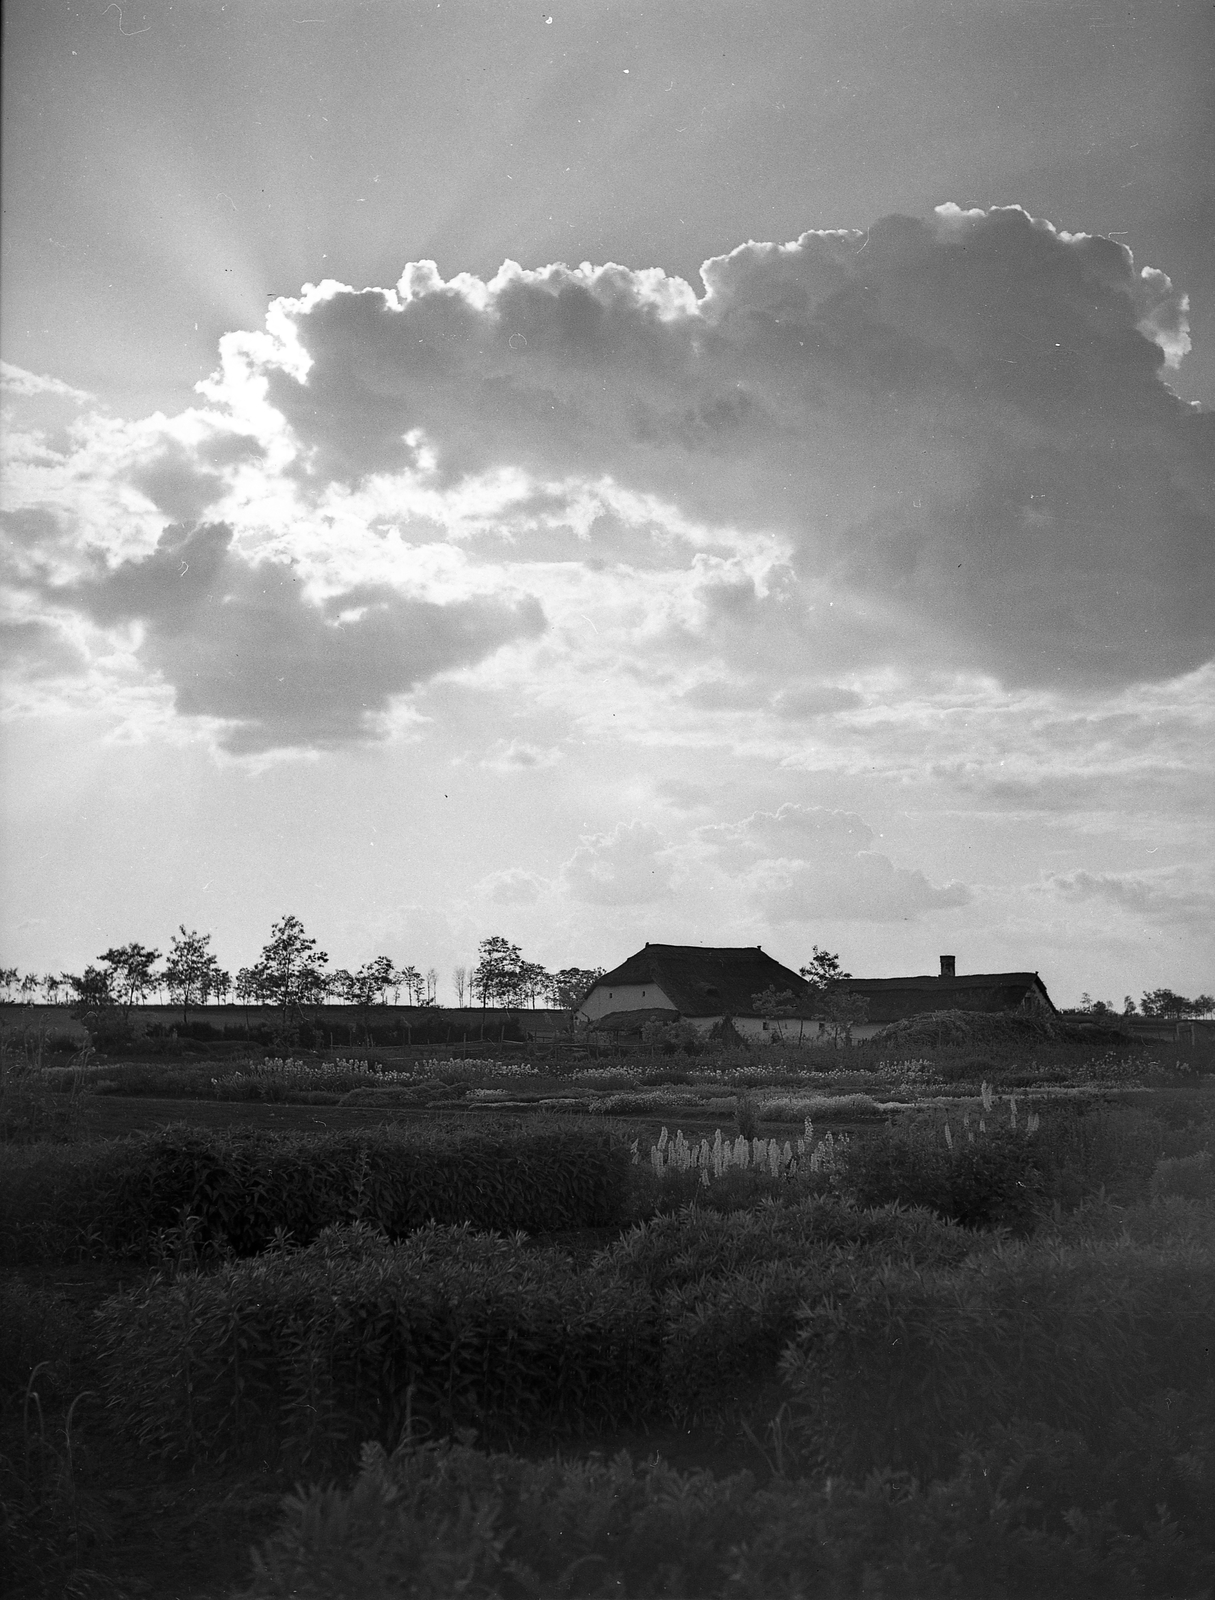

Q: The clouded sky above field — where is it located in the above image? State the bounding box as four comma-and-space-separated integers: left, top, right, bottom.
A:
2, 0, 1213, 1004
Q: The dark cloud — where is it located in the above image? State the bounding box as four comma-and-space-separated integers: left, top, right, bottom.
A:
48, 522, 545, 752
131, 442, 226, 522
1049, 869, 1214, 931
255, 208, 1211, 688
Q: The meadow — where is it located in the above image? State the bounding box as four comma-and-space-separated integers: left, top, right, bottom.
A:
2, 1023, 1213, 1599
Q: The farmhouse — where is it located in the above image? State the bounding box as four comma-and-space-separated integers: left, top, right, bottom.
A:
837, 956, 1059, 1041
578, 943, 817, 1040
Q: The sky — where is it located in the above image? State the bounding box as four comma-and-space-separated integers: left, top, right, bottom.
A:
2, 0, 1213, 1008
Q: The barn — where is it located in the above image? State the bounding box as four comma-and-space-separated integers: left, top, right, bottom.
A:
578, 943, 817, 1040
837, 956, 1059, 1040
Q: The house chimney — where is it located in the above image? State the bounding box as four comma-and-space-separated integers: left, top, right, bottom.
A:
940, 955, 956, 978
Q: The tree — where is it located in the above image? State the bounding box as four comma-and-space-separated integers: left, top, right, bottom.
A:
1078, 993, 1113, 1017
752, 985, 796, 1042
473, 936, 524, 1007
332, 957, 403, 1041
799, 946, 851, 1001
397, 964, 423, 1006
1141, 988, 1193, 1019
99, 943, 162, 1025
0, 967, 20, 1004
248, 915, 330, 1029
822, 990, 870, 1045
1193, 995, 1215, 1018
515, 959, 548, 1008
1122, 995, 1137, 1015
545, 967, 605, 1010
453, 965, 468, 1006
64, 965, 116, 1024
163, 927, 230, 1026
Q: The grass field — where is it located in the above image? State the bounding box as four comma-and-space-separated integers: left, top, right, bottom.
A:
2, 1036, 1212, 1599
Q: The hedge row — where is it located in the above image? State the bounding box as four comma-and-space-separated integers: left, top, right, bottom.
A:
96, 1223, 664, 1465
0, 1120, 630, 1263
779, 1236, 1215, 1481
95, 1200, 981, 1467
247, 1403, 1215, 1600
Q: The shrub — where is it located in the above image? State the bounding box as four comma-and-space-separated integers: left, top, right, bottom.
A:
1031, 1106, 1166, 1204
842, 1121, 1047, 1233
598, 1195, 974, 1296
95, 1224, 664, 1469
778, 1235, 1215, 1482
246, 1407, 1215, 1600
0, 1121, 631, 1263
600, 1198, 976, 1425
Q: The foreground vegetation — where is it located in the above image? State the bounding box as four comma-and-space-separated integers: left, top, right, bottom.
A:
2, 1032, 1213, 1599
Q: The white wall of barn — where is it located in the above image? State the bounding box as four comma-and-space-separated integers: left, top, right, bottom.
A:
579, 983, 677, 1020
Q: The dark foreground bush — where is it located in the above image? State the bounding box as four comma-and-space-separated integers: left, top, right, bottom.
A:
96, 1223, 663, 1469
593, 1198, 979, 1426
0, 1119, 630, 1263
778, 1236, 1215, 1482
842, 1122, 1047, 1232
246, 1405, 1215, 1600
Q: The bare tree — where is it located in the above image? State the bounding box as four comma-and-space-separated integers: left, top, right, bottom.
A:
453, 965, 468, 1006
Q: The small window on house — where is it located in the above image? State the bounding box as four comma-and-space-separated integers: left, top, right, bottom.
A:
762, 1021, 769, 1031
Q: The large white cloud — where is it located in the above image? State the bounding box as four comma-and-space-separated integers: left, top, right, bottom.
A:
216, 204, 1212, 690
2, 205, 1211, 764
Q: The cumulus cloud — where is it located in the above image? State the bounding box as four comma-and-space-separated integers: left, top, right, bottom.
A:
39, 521, 546, 753
3, 206, 1211, 763
227, 205, 1211, 690
701, 804, 970, 923
561, 820, 675, 905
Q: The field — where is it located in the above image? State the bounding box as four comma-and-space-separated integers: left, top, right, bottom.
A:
2, 1027, 1213, 1599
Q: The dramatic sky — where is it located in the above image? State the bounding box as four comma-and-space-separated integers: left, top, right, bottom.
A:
2, 0, 1213, 1006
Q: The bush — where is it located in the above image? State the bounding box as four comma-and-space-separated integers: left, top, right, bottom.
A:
598, 1199, 977, 1424
598, 1195, 973, 1295
842, 1121, 1047, 1233
0, 1120, 631, 1263
246, 1407, 1215, 1600
1030, 1106, 1166, 1205
778, 1235, 1215, 1482
95, 1223, 664, 1469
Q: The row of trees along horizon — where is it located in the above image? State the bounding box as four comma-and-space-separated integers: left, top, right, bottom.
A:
2, 920, 1210, 1031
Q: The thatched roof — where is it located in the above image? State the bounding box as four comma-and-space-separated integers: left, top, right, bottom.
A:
839, 972, 1057, 1024
588, 944, 814, 1019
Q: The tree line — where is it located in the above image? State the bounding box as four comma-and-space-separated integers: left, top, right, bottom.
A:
0, 918, 606, 1029
1077, 989, 1215, 1020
